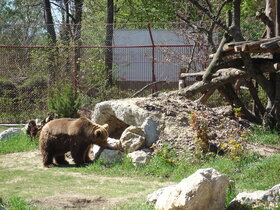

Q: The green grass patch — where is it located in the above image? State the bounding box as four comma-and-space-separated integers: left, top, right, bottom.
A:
0, 132, 38, 154
247, 126, 280, 145
1, 196, 37, 210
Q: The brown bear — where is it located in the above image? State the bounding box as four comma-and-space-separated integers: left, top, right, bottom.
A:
39, 117, 115, 168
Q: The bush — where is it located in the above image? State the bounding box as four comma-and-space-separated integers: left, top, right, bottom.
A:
48, 81, 82, 118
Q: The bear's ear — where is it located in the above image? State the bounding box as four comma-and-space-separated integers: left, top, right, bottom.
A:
103, 124, 109, 131
94, 129, 102, 137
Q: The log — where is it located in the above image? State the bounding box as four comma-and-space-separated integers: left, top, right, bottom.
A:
260, 38, 280, 49
179, 68, 248, 98
180, 71, 205, 77
203, 34, 231, 82
223, 37, 280, 53
247, 80, 266, 115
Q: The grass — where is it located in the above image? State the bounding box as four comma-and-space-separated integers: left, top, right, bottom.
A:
247, 126, 280, 145
0, 129, 279, 209
0, 132, 38, 154
0, 196, 38, 210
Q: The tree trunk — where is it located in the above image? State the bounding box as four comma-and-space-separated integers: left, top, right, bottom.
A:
43, 0, 56, 44
266, 0, 276, 37
43, 0, 57, 85
105, 0, 114, 87
73, 0, 84, 92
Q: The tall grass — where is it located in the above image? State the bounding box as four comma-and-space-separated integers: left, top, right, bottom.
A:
0, 132, 38, 154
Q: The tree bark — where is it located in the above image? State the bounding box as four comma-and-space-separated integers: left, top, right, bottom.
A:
73, 0, 84, 92
43, 0, 57, 85
43, 0, 56, 45
105, 0, 114, 87
266, 0, 276, 37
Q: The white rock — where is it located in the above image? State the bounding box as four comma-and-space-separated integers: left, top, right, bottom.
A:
228, 183, 280, 209
147, 185, 176, 205
107, 137, 121, 149
92, 145, 124, 163
0, 128, 22, 141
120, 126, 146, 153
127, 149, 152, 167
148, 168, 229, 210
92, 99, 159, 147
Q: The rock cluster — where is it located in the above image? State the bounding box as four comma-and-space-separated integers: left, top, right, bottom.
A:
92, 93, 249, 158
147, 168, 280, 210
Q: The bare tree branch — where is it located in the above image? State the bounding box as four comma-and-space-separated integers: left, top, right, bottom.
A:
50, 1, 76, 22
132, 81, 167, 97
186, 0, 229, 31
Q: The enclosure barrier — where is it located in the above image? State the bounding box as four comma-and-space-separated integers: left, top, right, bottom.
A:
0, 22, 211, 123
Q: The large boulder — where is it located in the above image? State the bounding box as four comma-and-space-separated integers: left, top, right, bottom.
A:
227, 183, 280, 209
120, 126, 146, 152
0, 128, 22, 141
92, 145, 124, 164
147, 168, 230, 210
92, 99, 159, 147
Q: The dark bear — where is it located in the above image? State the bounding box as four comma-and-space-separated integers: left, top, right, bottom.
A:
39, 117, 115, 168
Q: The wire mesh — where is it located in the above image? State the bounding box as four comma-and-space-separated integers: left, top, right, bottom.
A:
0, 23, 211, 123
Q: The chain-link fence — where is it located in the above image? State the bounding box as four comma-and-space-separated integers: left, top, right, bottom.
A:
0, 23, 211, 123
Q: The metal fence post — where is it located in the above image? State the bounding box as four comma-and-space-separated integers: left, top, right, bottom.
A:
148, 23, 157, 92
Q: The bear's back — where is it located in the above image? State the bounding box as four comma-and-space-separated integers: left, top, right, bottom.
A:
42, 118, 78, 135
41, 117, 96, 136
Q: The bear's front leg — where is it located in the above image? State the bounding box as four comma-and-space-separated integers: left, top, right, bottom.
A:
55, 155, 69, 165
84, 145, 93, 164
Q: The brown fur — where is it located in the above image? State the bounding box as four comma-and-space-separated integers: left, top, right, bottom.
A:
26, 120, 41, 139
39, 117, 110, 168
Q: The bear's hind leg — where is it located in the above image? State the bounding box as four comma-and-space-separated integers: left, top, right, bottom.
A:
55, 155, 69, 165
71, 145, 88, 167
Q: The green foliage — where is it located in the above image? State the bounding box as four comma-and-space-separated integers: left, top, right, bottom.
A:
48, 81, 82, 118
143, 143, 177, 178
221, 138, 246, 160
0, 132, 38, 155
1, 196, 37, 210
233, 107, 243, 118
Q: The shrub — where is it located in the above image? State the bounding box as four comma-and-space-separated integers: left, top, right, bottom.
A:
48, 81, 82, 118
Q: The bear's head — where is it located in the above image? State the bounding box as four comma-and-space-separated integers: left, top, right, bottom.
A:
94, 124, 110, 148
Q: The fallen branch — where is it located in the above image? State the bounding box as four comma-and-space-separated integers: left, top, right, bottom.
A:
132, 81, 167, 97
